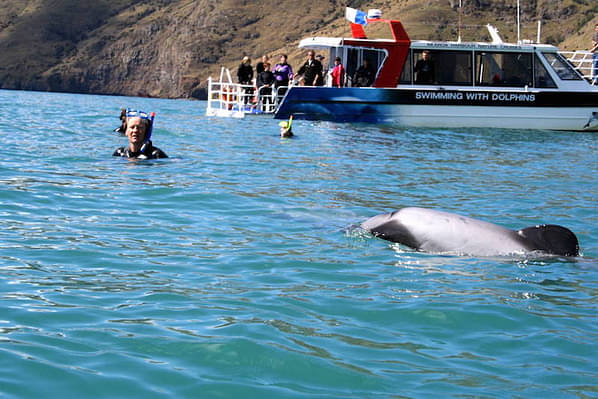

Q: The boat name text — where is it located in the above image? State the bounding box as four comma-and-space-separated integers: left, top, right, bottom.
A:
415, 91, 536, 102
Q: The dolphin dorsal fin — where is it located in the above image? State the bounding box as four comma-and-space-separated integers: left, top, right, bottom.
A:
518, 225, 579, 256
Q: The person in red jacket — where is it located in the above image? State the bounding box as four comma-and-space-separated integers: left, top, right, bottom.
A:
331, 57, 345, 87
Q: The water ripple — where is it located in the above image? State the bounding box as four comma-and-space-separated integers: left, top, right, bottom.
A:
0, 90, 596, 398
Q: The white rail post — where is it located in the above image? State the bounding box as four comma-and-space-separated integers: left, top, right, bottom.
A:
207, 76, 212, 112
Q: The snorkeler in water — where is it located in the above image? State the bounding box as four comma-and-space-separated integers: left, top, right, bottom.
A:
279, 115, 293, 138
114, 108, 127, 134
113, 109, 168, 159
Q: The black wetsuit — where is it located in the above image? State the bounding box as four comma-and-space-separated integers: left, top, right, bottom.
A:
113, 141, 168, 159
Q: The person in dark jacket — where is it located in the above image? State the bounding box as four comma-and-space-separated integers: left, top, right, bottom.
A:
237, 56, 254, 104
353, 59, 376, 87
256, 63, 276, 111
256, 54, 270, 74
414, 50, 435, 84
296, 50, 323, 86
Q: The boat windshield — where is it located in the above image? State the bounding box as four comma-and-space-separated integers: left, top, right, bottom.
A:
542, 52, 583, 80
534, 54, 557, 88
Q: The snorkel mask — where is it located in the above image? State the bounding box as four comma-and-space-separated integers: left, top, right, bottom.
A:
126, 109, 155, 152
278, 115, 293, 130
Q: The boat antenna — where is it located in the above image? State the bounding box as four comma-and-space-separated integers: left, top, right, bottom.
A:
537, 20, 542, 43
517, 0, 521, 44
458, 0, 462, 43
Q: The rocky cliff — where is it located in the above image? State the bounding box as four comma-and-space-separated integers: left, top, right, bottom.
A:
0, 0, 596, 98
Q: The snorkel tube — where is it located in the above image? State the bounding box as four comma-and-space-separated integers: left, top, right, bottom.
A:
279, 115, 293, 137
140, 112, 155, 153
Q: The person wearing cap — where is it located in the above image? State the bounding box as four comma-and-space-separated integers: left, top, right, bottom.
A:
331, 57, 345, 87
296, 50, 323, 86
237, 56, 254, 104
113, 110, 168, 159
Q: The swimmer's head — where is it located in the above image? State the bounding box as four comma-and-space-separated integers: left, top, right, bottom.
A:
279, 118, 293, 138
280, 126, 293, 138
125, 109, 154, 142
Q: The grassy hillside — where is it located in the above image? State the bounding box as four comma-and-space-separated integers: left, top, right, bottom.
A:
0, 0, 596, 98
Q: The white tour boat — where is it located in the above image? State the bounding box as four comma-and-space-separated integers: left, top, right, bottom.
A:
206, 10, 598, 131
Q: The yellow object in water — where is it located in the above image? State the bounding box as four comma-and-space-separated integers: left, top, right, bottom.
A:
278, 115, 293, 129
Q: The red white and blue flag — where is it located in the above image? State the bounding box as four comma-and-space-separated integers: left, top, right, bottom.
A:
345, 7, 368, 26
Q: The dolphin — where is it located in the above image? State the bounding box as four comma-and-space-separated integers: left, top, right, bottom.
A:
360, 207, 579, 257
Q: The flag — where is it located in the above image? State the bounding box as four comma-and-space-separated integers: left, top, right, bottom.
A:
345, 7, 368, 26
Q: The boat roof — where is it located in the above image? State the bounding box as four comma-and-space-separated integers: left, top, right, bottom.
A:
299, 36, 560, 53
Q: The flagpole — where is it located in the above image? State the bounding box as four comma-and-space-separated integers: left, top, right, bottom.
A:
458, 0, 463, 42
517, 0, 520, 44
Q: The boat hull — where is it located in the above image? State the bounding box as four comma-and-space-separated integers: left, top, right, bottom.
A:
274, 87, 598, 131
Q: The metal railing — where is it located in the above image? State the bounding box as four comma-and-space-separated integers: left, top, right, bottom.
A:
206, 67, 290, 117
561, 50, 596, 84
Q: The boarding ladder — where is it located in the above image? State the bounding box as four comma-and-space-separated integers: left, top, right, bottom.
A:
206, 67, 290, 117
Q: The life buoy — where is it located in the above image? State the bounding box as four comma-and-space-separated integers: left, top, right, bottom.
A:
220, 86, 234, 110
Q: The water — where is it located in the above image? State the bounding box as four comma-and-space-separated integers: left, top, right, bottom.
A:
0, 89, 597, 398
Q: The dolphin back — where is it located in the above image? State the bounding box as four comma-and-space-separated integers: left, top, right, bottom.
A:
361, 207, 525, 255
361, 207, 580, 257
518, 225, 579, 256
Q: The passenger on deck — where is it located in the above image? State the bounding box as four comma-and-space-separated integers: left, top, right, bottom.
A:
257, 62, 275, 111
237, 56, 254, 105
273, 54, 293, 95
296, 50, 323, 86
315, 55, 326, 86
414, 50, 435, 84
353, 59, 376, 87
113, 110, 167, 159
331, 57, 345, 87
591, 24, 598, 84
256, 54, 270, 74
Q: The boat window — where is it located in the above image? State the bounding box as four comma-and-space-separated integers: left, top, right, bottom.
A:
475, 52, 532, 87
344, 47, 387, 87
534, 54, 557, 88
346, 48, 359, 86
541, 52, 583, 81
413, 50, 472, 85
399, 51, 412, 84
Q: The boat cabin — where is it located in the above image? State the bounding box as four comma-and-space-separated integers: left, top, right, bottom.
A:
299, 21, 591, 91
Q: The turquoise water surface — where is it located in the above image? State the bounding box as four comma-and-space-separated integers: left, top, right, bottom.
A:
0, 89, 597, 398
